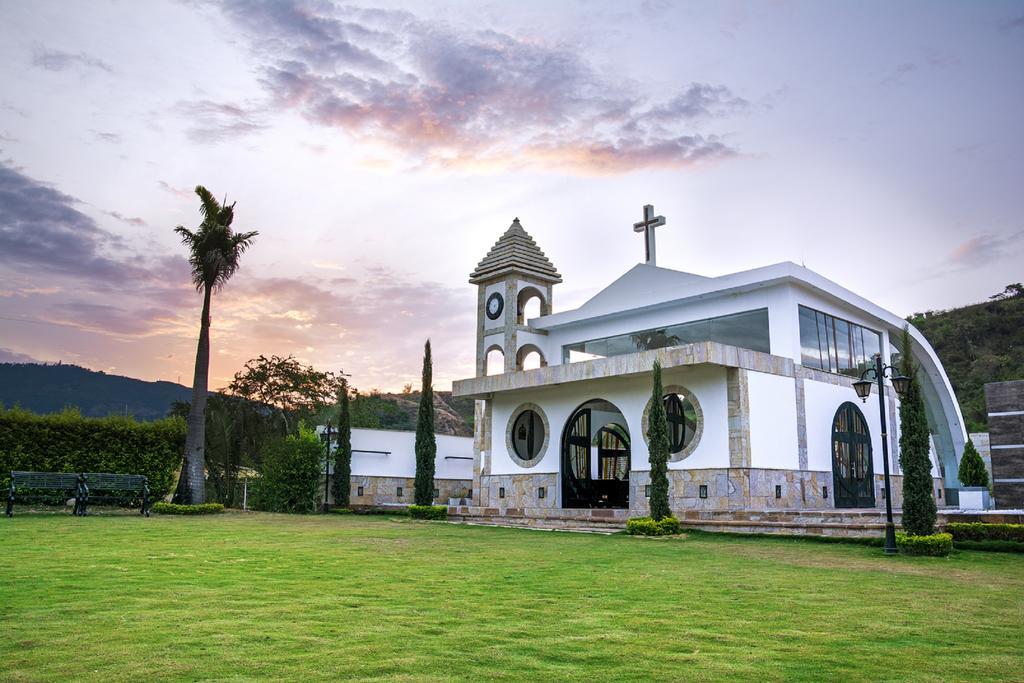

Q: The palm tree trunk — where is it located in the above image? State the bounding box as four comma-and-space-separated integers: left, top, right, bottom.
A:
182, 285, 213, 504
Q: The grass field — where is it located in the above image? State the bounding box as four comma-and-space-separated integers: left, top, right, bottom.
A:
2, 512, 1022, 682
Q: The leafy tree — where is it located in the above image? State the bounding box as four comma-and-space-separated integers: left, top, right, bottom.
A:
174, 187, 258, 504
172, 395, 286, 507
413, 340, 436, 505
647, 360, 671, 521
257, 423, 322, 513
228, 354, 347, 432
957, 438, 989, 488
897, 326, 937, 536
332, 381, 352, 507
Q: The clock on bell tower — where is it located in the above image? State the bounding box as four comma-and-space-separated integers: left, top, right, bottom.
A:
469, 218, 561, 377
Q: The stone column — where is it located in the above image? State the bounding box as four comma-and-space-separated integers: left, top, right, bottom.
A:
727, 368, 752, 468
472, 398, 493, 507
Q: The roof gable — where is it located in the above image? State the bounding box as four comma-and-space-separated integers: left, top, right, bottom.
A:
569, 263, 710, 319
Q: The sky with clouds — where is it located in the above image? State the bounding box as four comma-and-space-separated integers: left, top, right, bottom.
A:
0, 0, 1022, 393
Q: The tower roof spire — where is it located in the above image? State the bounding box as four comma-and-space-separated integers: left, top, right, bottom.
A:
469, 218, 562, 285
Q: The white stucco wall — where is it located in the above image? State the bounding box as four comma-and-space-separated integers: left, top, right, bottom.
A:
319, 427, 474, 480
747, 371, 799, 469
487, 364, 730, 478
803, 380, 889, 474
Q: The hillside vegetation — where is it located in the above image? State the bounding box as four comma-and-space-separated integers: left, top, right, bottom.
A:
909, 285, 1024, 432
0, 362, 191, 421
0, 362, 475, 435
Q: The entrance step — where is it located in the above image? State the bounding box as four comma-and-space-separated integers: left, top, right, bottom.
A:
448, 506, 628, 532
447, 506, 988, 539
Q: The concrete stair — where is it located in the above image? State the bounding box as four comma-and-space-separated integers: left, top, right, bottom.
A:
446, 505, 992, 538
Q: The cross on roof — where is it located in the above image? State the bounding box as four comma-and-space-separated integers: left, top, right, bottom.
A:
632, 204, 666, 265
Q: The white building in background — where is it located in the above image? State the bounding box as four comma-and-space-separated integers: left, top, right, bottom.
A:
452, 209, 966, 517
318, 427, 473, 506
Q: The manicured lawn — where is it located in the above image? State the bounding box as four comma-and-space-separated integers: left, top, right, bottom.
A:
2, 512, 1022, 681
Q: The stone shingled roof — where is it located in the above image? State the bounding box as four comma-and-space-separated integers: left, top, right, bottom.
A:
469, 218, 562, 285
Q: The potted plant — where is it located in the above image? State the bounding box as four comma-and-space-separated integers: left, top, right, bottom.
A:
958, 439, 991, 510
447, 487, 471, 507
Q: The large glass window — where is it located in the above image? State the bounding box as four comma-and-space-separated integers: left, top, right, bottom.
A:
563, 309, 769, 363
798, 305, 881, 377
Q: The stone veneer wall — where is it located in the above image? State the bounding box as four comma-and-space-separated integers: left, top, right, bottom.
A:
478, 473, 559, 511
476, 469, 945, 514
346, 476, 472, 507
475, 471, 946, 511
628, 469, 945, 513
986, 380, 1024, 509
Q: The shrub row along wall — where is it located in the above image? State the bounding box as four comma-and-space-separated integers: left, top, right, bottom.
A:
0, 407, 185, 499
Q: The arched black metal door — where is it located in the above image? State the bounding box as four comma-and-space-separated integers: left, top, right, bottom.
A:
594, 425, 630, 508
561, 408, 591, 508
832, 402, 875, 508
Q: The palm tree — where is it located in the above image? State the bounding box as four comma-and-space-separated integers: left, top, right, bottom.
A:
173, 186, 258, 504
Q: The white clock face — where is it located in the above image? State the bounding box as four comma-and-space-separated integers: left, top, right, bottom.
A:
486, 292, 504, 320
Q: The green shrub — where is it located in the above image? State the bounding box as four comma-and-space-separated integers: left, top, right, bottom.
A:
0, 406, 184, 499
952, 540, 1024, 554
627, 517, 659, 536
151, 502, 224, 515
957, 439, 989, 487
257, 424, 323, 514
328, 507, 354, 515
408, 504, 447, 520
895, 531, 953, 557
627, 516, 682, 536
657, 516, 682, 535
947, 522, 1024, 543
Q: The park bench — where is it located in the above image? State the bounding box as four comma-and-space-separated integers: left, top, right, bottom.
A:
6, 471, 87, 517
81, 473, 152, 517
6, 471, 151, 517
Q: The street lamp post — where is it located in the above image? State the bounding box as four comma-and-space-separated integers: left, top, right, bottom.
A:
321, 421, 333, 513
852, 353, 912, 555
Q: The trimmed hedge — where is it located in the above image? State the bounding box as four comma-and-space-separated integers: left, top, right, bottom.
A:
408, 505, 447, 520
952, 540, 1024, 554
627, 516, 682, 536
151, 502, 224, 515
0, 406, 185, 500
947, 522, 1024, 543
895, 531, 953, 557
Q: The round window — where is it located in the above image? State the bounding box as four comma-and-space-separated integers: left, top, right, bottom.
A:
664, 393, 698, 453
512, 410, 545, 461
642, 385, 703, 462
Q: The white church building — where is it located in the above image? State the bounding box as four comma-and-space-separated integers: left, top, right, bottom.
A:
451, 208, 966, 522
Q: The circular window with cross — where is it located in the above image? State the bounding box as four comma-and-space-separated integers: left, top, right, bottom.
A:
641, 384, 703, 462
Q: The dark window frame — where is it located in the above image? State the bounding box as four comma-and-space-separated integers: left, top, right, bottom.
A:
511, 409, 545, 462
798, 305, 882, 378
562, 308, 770, 363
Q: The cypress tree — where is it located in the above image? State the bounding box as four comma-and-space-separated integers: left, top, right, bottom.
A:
332, 380, 352, 507
413, 339, 436, 505
647, 360, 671, 521
957, 438, 988, 488
897, 326, 937, 536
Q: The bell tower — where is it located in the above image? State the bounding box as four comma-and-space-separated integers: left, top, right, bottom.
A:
469, 218, 561, 376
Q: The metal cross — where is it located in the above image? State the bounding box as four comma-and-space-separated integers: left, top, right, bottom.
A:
632, 204, 666, 265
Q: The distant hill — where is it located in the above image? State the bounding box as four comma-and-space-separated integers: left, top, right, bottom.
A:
0, 362, 476, 436
0, 363, 191, 420
909, 285, 1024, 432
348, 390, 475, 437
